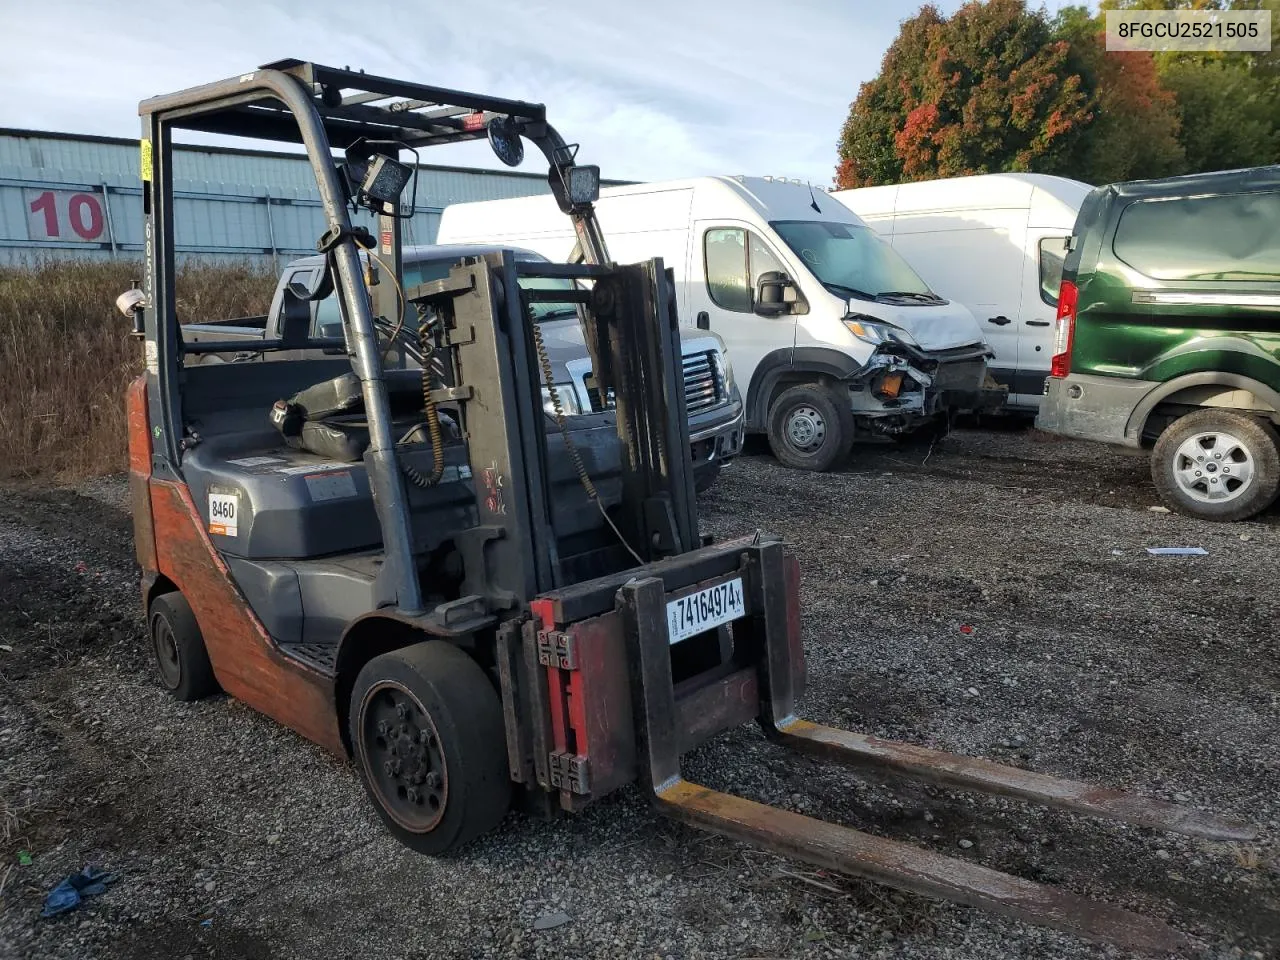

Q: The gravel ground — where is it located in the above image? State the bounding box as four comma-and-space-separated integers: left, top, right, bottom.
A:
0, 427, 1277, 960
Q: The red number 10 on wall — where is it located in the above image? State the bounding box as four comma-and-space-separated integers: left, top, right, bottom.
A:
26, 190, 106, 242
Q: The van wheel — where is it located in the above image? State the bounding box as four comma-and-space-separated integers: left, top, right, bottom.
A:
767, 383, 854, 471
149, 591, 219, 701
1151, 409, 1280, 521
350, 641, 511, 855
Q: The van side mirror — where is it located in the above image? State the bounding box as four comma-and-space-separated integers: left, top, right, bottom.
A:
755, 271, 796, 317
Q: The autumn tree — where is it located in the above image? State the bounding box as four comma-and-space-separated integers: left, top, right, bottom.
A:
1053, 7, 1185, 183
1098, 0, 1280, 172
836, 0, 1092, 188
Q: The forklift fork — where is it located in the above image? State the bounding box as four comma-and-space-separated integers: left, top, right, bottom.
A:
620, 540, 1255, 955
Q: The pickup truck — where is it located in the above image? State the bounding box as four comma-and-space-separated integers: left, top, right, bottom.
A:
183, 244, 745, 491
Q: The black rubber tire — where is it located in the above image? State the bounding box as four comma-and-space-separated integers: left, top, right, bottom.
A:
349, 642, 511, 855
1151, 409, 1280, 521
766, 383, 855, 471
149, 591, 219, 701
693, 460, 722, 494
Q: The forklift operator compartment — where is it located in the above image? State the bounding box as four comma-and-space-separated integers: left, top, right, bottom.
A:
124, 59, 1258, 957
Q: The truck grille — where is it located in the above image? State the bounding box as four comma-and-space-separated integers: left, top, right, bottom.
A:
682, 350, 725, 413
587, 350, 726, 413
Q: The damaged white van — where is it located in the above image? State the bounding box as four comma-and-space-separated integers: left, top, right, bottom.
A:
438, 176, 1003, 470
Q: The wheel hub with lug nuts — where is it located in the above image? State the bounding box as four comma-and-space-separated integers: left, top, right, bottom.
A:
786, 404, 826, 452
360, 682, 448, 831
151, 613, 181, 688
1171, 430, 1255, 503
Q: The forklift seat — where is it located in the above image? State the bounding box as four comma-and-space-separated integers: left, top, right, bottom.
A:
270, 369, 449, 462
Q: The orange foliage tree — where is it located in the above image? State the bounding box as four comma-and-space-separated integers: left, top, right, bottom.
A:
835, 0, 1188, 188
837, 1, 1092, 187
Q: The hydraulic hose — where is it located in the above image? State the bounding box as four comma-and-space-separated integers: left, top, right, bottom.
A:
402, 313, 445, 488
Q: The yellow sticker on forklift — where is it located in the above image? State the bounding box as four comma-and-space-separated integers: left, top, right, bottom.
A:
140, 139, 153, 182
208, 492, 239, 537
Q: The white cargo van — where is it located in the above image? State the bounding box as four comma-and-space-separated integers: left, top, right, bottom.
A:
438, 176, 1002, 471
831, 173, 1091, 411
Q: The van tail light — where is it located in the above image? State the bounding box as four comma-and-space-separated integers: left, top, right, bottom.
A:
1050, 280, 1078, 378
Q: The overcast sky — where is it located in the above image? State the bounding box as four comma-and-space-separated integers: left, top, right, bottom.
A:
4, 0, 1081, 184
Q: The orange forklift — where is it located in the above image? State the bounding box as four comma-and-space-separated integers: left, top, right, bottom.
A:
124, 60, 1253, 954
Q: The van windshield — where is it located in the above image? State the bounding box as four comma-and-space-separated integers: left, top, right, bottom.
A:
771, 220, 938, 302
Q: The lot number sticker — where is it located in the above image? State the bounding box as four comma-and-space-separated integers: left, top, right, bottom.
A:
208, 492, 239, 537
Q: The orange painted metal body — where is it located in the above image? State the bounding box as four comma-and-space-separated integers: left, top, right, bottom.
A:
127, 376, 344, 755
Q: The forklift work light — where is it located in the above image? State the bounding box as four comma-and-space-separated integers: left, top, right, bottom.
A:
342, 138, 417, 218
565, 165, 600, 205
359, 154, 412, 212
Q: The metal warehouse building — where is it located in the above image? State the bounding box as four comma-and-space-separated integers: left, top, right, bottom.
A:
0, 128, 567, 266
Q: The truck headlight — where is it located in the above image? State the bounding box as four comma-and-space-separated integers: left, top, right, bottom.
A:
718, 349, 737, 396
541, 384, 582, 417
844, 316, 918, 348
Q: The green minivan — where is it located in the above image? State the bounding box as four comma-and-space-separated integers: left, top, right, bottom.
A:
1037, 166, 1280, 521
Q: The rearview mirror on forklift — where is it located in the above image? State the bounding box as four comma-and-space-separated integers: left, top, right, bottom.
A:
116, 288, 145, 319
754, 270, 796, 317
116, 285, 146, 339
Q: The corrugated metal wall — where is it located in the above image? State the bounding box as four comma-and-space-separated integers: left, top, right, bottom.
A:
0, 128, 558, 267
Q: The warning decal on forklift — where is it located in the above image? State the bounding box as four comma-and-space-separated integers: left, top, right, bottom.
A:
227, 456, 286, 468
275, 462, 348, 476
305, 471, 357, 502
208, 492, 239, 537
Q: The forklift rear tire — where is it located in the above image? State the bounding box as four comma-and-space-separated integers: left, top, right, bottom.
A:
149, 591, 219, 702
767, 383, 855, 472
349, 641, 511, 855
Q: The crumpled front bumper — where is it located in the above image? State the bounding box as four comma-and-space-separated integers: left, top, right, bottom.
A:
849, 344, 1005, 421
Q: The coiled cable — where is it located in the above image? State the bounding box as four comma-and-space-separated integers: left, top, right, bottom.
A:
401, 309, 445, 488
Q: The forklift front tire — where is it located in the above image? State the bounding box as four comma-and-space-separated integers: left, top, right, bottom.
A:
767, 383, 855, 472
149, 591, 219, 702
349, 641, 511, 855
